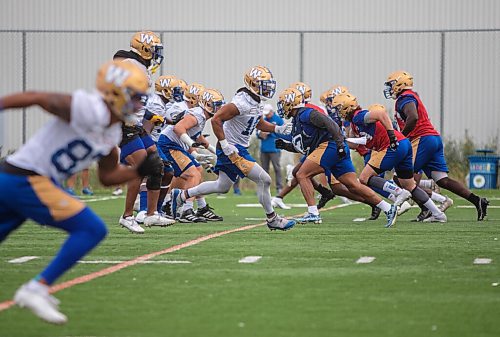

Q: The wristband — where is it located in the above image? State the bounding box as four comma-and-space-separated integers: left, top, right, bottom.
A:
219, 139, 229, 148
180, 133, 194, 147
207, 144, 217, 154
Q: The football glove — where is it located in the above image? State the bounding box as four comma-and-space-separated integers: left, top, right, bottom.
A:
275, 122, 293, 135
387, 130, 399, 151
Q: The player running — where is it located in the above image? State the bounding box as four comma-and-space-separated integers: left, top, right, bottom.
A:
171, 66, 296, 231
0, 61, 161, 324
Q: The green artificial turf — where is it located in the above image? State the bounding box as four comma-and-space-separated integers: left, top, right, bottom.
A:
0, 190, 499, 337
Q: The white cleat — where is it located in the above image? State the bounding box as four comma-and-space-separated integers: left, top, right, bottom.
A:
144, 212, 175, 227
14, 283, 67, 325
112, 187, 123, 196
397, 200, 413, 216
271, 196, 291, 210
394, 189, 412, 208
119, 216, 145, 233
135, 210, 147, 224
438, 196, 454, 213
423, 213, 448, 223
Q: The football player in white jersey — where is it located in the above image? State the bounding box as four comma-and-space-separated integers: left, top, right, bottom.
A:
134, 75, 186, 224
113, 31, 173, 232
171, 66, 296, 231
158, 88, 223, 222
0, 61, 162, 324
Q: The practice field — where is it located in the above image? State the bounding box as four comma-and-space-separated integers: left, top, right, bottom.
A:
0, 190, 499, 337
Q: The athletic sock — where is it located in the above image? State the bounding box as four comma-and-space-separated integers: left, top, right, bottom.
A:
184, 200, 194, 211
376, 200, 391, 212
467, 193, 480, 207
308, 205, 319, 215
431, 192, 447, 203
139, 191, 147, 211
197, 197, 207, 208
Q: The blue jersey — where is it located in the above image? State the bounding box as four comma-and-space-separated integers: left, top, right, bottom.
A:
291, 107, 332, 155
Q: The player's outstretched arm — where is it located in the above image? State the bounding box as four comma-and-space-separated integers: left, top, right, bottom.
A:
211, 103, 239, 141
0, 92, 72, 122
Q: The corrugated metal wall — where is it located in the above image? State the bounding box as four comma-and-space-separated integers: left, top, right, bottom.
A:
1, 0, 499, 151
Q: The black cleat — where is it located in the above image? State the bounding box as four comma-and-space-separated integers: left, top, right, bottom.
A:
368, 205, 381, 220
196, 204, 223, 221
317, 189, 335, 210
178, 209, 207, 223
476, 197, 489, 221
412, 209, 432, 222
161, 202, 174, 219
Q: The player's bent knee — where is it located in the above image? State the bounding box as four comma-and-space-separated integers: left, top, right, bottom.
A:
146, 172, 163, 190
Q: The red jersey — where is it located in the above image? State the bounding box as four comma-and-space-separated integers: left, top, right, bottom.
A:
351, 109, 405, 152
394, 89, 440, 139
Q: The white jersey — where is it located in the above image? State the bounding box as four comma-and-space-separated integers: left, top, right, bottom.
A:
166, 101, 189, 124
224, 91, 263, 148
146, 93, 169, 142
7, 90, 122, 183
162, 106, 207, 151
121, 58, 152, 126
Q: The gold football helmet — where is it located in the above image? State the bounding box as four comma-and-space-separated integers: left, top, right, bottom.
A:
277, 88, 304, 118
331, 93, 359, 121
199, 88, 225, 116
184, 83, 205, 106
325, 85, 349, 105
367, 103, 386, 113
130, 31, 164, 74
96, 60, 149, 123
290, 81, 312, 103
319, 89, 330, 105
384, 71, 413, 99
155, 75, 183, 102
243, 65, 276, 100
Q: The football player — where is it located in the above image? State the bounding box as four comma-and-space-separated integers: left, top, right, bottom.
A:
158, 88, 223, 222
113, 31, 173, 232
333, 94, 447, 222
0, 61, 161, 324
384, 71, 488, 220
276, 88, 398, 227
171, 66, 296, 231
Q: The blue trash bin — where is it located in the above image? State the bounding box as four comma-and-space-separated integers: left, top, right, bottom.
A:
468, 149, 499, 189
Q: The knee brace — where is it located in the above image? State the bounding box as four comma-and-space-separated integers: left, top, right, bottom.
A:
146, 159, 164, 190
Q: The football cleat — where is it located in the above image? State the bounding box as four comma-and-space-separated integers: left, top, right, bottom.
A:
412, 209, 432, 222
317, 187, 335, 210
423, 213, 448, 223
476, 197, 489, 221
266, 215, 296, 231
178, 209, 207, 223
271, 196, 291, 210
161, 201, 174, 219
296, 213, 322, 224
397, 200, 413, 216
438, 196, 454, 213
196, 204, 223, 221
81, 187, 93, 195
119, 215, 145, 233
170, 189, 185, 220
368, 205, 381, 220
384, 205, 398, 228
112, 187, 123, 196
144, 212, 175, 227
14, 283, 67, 325
394, 189, 412, 208
135, 210, 146, 224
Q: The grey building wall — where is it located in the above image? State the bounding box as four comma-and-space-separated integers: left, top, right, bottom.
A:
1, 0, 499, 151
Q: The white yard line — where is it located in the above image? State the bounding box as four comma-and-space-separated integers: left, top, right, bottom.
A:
238, 256, 262, 263
79, 260, 191, 264
356, 256, 376, 264
8, 256, 39, 264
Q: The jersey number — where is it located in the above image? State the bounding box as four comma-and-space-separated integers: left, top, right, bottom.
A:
51, 140, 94, 175
242, 117, 260, 136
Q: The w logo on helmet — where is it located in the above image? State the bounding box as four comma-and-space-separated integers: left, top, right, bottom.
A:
331, 87, 344, 96
202, 91, 213, 101
295, 85, 306, 94
159, 78, 171, 88
140, 34, 154, 44
284, 91, 296, 103
249, 67, 262, 79
105, 65, 130, 86
189, 86, 201, 94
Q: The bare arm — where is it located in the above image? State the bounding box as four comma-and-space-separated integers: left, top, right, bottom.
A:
173, 114, 198, 137
211, 103, 239, 141
97, 147, 140, 186
256, 118, 276, 132
364, 109, 394, 131
0, 91, 72, 122
401, 102, 418, 136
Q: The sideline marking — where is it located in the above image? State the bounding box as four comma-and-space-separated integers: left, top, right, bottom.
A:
353, 218, 367, 222
8, 256, 39, 264
356, 256, 376, 264
0, 202, 355, 312
457, 205, 500, 209
83, 196, 123, 203
473, 258, 492, 265
239, 256, 262, 263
